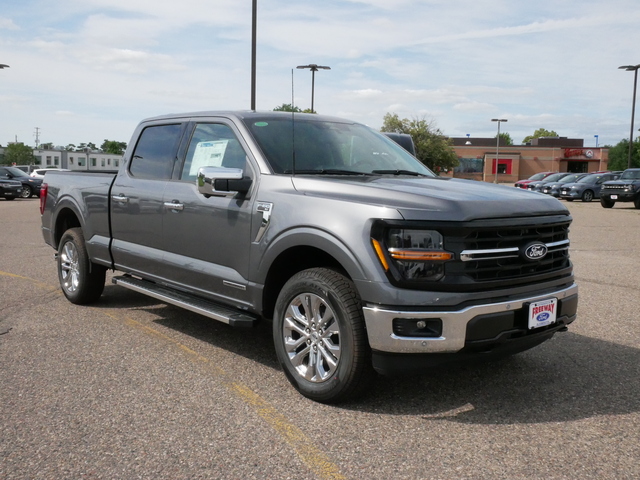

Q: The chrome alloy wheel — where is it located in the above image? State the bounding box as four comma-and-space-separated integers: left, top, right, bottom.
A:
282, 292, 342, 382
60, 240, 80, 294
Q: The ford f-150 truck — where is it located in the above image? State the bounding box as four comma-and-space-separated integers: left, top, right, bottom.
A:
41, 111, 578, 403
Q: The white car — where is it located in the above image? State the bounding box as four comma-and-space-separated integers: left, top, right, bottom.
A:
30, 168, 70, 179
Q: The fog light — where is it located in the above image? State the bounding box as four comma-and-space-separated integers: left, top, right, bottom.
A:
392, 318, 443, 338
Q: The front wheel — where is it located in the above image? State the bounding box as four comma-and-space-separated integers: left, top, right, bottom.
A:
57, 228, 106, 304
273, 268, 374, 403
601, 197, 615, 208
20, 185, 32, 198
581, 190, 594, 202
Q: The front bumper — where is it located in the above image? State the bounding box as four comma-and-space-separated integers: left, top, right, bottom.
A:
363, 283, 578, 357
1, 188, 23, 198
601, 191, 637, 202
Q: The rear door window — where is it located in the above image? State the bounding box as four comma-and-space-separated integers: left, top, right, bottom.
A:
129, 124, 183, 180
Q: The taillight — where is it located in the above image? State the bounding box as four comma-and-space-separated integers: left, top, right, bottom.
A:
39, 183, 48, 214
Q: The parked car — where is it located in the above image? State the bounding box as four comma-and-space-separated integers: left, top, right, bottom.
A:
0, 166, 43, 198
30, 168, 71, 179
526, 172, 571, 192
0, 178, 23, 200
514, 171, 556, 189
540, 173, 589, 197
600, 168, 640, 209
559, 172, 621, 202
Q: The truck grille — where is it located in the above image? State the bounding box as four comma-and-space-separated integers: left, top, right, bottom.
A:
601, 185, 625, 190
440, 215, 572, 292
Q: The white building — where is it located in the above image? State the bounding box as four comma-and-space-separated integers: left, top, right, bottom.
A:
33, 148, 122, 171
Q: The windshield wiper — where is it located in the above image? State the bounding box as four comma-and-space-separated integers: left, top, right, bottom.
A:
371, 169, 427, 176
284, 169, 371, 176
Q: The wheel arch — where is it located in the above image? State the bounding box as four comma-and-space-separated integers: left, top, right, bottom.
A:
259, 228, 372, 320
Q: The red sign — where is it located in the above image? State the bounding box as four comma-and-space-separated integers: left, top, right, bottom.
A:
564, 148, 584, 158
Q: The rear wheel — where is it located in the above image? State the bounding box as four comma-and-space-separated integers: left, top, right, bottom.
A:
57, 228, 106, 304
634, 197, 640, 209
581, 190, 594, 202
273, 268, 374, 403
601, 197, 615, 208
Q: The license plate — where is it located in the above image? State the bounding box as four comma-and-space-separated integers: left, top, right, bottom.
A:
611, 195, 618, 200
528, 298, 557, 329
561, 190, 567, 195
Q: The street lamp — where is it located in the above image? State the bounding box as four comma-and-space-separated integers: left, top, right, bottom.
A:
0, 64, 9, 69
491, 118, 507, 183
619, 64, 640, 169
296, 64, 330, 113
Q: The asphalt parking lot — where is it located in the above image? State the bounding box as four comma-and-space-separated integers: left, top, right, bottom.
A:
1, 196, 639, 480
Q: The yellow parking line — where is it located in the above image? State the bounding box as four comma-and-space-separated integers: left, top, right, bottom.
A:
4, 270, 347, 480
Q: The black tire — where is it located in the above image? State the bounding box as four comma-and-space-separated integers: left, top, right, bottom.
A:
635, 197, 640, 209
565, 198, 574, 202
20, 185, 32, 198
57, 228, 106, 304
273, 268, 374, 403
4, 197, 16, 201
601, 197, 615, 208
581, 190, 594, 202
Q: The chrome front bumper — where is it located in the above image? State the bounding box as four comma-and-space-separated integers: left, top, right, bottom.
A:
362, 283, 578, 354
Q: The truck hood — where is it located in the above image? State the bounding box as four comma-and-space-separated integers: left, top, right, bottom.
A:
291, 175, 569, 222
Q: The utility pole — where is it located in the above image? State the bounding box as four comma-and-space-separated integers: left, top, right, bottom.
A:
34, 127, 41, 148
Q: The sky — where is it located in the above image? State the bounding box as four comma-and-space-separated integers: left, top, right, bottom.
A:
1, 0, 639, 150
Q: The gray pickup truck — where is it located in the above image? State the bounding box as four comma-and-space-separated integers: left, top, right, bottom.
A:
41, 111, 578, 403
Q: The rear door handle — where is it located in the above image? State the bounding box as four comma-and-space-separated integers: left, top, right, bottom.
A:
164, 201, 184, 211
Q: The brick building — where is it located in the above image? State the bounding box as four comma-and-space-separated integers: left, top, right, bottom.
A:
447, 136, 609, 184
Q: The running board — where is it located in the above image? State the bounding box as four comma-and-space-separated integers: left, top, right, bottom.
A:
112, 275, 258, 328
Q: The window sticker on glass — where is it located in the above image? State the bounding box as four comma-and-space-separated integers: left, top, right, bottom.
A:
189, 140, 229, 175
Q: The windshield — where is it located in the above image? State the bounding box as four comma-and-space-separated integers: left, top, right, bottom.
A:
528, 173, 548, 181
620, 170, 640, 180
577, 174, 601, 184
541, 173, 565, 182
242, 115, 435, 176
559, 174, 581, 183
4, 167, 29, 178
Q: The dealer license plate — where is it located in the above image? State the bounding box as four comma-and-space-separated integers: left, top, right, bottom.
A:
528, 298, 558, 329
611, 195, 618, 200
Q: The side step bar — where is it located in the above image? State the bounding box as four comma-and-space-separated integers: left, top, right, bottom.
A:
112, 275, 258, 328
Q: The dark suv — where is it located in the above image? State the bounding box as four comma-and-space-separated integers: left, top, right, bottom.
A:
0, 166, 43, 198
599, 168, 640, 209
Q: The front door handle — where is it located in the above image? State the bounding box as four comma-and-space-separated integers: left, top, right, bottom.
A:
112, 193, 129, 203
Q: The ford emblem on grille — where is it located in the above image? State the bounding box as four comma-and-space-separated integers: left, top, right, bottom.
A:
523, 242, 548, 261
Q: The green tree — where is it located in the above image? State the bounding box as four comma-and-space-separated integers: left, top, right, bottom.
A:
604, 138, 640, 170
273, 103, 314, 113
273, 103, 302, 112
497, 132, 513, 146
381, 113, 459, 172
2, 143, 35, 165
522, 128, 559, 144
101, 140, 127, 155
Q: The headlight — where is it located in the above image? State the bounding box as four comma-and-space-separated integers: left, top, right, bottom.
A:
371, 227, 452, 283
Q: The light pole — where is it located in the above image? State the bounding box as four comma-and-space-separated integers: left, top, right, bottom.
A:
491, 118, 507, 183
619, 64, 640, 169
0, 64, 9, 69
296, 64, 330, 113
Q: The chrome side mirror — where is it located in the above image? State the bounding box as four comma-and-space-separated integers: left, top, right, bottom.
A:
197, 166, 251, 197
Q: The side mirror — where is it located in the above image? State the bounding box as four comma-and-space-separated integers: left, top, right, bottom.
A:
197, 166, 252, 197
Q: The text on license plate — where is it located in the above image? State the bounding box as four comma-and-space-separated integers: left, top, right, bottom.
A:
528, 298, 557, 329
